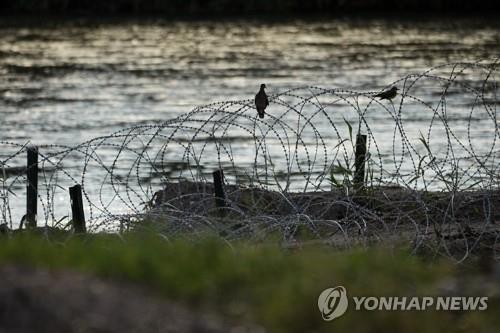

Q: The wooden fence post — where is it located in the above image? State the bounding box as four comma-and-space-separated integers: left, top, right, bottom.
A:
354, 134, 367, 190
212, 169, 226, 212
69, 184, 86, 233
26, 146, 38, 228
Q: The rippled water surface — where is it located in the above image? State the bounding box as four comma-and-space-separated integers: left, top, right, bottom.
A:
0, 18, 499, 226
1, 18, 499, 142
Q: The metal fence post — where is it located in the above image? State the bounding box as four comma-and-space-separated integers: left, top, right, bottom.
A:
26, 146, 38, 228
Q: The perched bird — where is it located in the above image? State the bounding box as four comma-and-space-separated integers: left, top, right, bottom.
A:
374, 86, 399, 100
255, 83, 269, 119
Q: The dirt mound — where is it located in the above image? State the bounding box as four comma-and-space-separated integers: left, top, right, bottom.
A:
0, 265, 249, 333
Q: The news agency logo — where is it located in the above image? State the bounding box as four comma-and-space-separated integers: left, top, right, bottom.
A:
318, 286, 488, 321
317, 286, 349, 321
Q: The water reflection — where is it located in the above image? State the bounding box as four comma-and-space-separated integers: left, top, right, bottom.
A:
1, 19, 499, 145
0, 18, 499, 226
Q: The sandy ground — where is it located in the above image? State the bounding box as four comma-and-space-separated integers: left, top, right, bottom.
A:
0, 265, 256, 333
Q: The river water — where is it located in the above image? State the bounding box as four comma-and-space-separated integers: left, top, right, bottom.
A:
0, 18, 499, 227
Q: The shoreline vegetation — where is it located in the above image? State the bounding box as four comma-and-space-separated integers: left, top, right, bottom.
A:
0, 234, 499, 332
1, 0, 500, 17
140, 181, 500, 260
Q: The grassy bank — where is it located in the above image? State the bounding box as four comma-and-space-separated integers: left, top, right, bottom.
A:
0, 233, 498, 332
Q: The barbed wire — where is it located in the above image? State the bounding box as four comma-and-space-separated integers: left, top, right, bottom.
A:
1, 58, 499, 261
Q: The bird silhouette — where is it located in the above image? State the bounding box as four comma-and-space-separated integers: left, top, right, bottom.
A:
255, 83, 269, 119
374, 86, 399, 100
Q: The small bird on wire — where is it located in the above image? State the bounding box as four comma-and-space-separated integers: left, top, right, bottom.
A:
255, 83, 269, 119
374, 86, 399, 100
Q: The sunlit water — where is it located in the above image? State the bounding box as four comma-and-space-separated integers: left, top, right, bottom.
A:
0, 18, 499, 227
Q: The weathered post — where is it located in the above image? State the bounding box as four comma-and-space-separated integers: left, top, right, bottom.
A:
26, 146, 38, 228
353, 134, 367, 190
212, 169, 226, 212
69, 184, 86, 233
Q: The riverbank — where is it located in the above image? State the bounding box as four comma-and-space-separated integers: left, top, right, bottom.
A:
143, 182, 500, 258
0, 234, 498, 332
